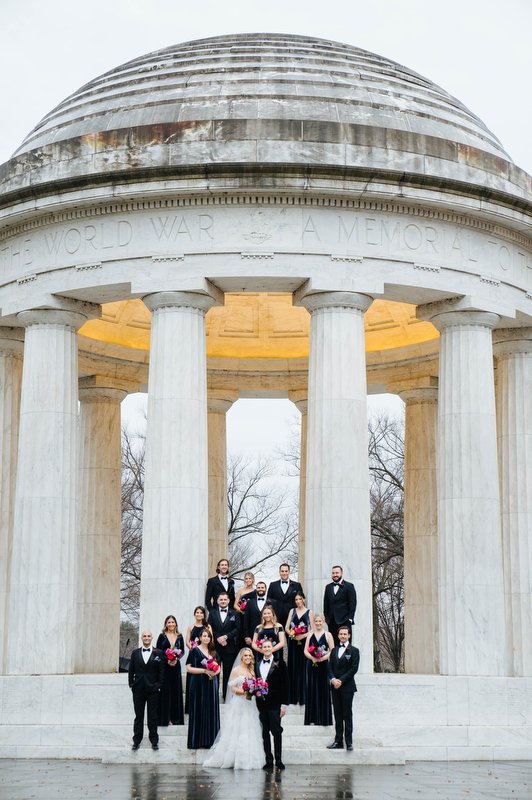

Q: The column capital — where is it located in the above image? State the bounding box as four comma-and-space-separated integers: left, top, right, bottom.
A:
0, 326, 24, 356
16, 299, 100, 331
417, 300, 499, 331
493, 327, 532, 358
388, 377, 438, 404
78, 375, 135, 403
143, 286, 222, 314
288, 389, 308, 415
296, 290, 373, 315
207, 389, 238, 414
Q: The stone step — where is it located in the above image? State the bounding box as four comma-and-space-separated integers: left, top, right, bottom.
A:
102, 744, 405, 766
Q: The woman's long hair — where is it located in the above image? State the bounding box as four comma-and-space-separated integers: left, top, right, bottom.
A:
162, 614, 179, 635
259, 605, 278, 629
199, 626, 217, 657
239, 647, 255, 678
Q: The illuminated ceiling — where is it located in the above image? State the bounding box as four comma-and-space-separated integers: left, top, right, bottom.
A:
79, 294, 438, 358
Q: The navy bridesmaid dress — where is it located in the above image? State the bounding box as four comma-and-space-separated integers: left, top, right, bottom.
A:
186, 647, 220, 749
156, 632, 185, 725
304, 632, 332, 726
287, 609, 310, 705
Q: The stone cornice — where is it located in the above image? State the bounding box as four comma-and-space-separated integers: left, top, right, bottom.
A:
1, 193, 531, 251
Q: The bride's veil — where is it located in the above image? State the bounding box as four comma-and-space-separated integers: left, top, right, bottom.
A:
225, 647, 255, 707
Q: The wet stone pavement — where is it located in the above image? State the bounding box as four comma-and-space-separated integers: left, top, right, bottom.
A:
0, 760, 531, 800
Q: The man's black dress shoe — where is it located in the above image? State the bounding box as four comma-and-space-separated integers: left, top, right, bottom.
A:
327, 742, 344, 749
151, 743, 159, 751
346, 744, 353, 751
262, 762, 274, 771
131, 743, 139, 751
275, 761, 285, 770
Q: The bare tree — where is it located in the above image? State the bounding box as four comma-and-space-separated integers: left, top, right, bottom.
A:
120, 432, 299, 617
227, 455, 298, 577
368, 413, 405, 672
120, 429, 145, 622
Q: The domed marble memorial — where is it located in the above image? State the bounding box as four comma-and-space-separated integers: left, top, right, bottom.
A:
0, 34, 530, 763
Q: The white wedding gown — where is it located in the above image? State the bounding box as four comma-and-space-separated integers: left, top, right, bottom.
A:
202, 675, 264, 770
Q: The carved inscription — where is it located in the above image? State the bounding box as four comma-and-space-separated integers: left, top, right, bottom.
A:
44, 221, 133, 256
150, 214, 214, 241
1, 206, 531, 291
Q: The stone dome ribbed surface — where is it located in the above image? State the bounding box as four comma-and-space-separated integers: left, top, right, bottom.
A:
16, 33, 506, 159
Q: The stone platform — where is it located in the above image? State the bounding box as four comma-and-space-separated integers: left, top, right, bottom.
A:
0, 673, 531, 764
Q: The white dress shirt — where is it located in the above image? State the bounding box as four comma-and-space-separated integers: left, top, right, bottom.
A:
142, 646, 152, 664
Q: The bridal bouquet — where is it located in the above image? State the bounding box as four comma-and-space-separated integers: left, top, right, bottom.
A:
308, 643, 328, 665
201, 656, 220, 678
242, 677, 269, 698
238, 597, 248, 611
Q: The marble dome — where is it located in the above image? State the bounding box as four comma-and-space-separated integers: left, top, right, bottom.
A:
3, 33, 529, 204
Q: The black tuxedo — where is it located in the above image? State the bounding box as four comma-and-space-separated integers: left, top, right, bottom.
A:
255, 655, 289, 765
242, 595, 271, 641
323, 579, 357, 643
327, 644, 360, 747
207, 607, 240, 699
205, 574, 236, 610
128, 647, 164, 746
267, 578, 303, 626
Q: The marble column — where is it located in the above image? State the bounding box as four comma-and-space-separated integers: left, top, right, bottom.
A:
393, 380, 439, 674
7, 303, 98, 675
298, 291, 374, 673
494, 328, 532, 677
76, 379, 128, 673
140, 291, 219, 637
207, 390, 237, 576
289, 390, 308, 587
0, 329, 24, 675
420, 306, 505, 676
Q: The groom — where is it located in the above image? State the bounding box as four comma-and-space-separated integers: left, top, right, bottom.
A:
255, 639, 289, 771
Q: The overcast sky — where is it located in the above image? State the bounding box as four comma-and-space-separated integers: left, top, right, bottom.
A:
1, 0, 529, 454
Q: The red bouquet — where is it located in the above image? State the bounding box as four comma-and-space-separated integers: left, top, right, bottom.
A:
289, 623, 308, 642
308, 643, 328, 665
238, 597, 248, 611
165, 647, 182, 665
201, 656, 220, 677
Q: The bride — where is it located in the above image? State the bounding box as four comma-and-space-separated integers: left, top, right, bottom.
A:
203, 647, 263, 770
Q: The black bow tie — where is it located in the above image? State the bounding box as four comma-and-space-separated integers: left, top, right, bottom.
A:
142, 648, 150, 652
263, 659, 271, 665
281, 581, 288, 585
220, 609, 227, 614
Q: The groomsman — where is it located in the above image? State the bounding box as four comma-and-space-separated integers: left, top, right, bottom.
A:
208, 592, 240, 699
267, 563, 303, 626
205, 558, 236, 610
323, 565, 357, 643
243, 581, 270, 644
128, 630, 164, 751
327, 626, 360, 751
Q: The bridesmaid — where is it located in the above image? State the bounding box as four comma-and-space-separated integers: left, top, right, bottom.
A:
234, 571, 257, 648
185, 606, 212, 713
252, 605, 285, 662
303, 612, 334, 726
285, 591, 313, 705
233, 571, 257, 612
186, 627, 220, 749
156, 615, 185, 726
